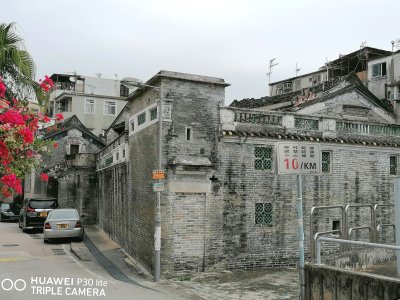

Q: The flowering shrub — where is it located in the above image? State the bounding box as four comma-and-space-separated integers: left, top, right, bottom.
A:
0, 76, 61, 197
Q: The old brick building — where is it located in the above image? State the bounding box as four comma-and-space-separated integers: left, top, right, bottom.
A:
97, 70, 398, 276
37, 115, 105, 224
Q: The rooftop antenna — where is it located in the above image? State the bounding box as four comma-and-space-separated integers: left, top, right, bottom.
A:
267, 58, 278, 96
95, 73, 102, 78
295, 63, 301, 77
360, 41, 367, 49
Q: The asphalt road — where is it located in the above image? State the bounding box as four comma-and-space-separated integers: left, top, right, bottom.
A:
0, 221, 172, 300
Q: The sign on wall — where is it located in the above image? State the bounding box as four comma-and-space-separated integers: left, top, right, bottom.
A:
277, 142, 321, 175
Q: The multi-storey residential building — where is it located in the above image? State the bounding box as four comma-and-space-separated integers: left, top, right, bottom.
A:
367, 51, 400, 102
47, 73, 131, 135
269, 47, 391, 97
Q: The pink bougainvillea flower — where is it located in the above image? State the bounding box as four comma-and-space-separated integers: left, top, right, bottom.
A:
53, 142, 59, 149
39, 75, 54, 92
40, 173, 49, 182
43, 115, 50, 123
0, 80, 6, 98
0, 109, 25, 126
18, 127, 34, 143
55, 113, 64, 121
1, 174, 22, 194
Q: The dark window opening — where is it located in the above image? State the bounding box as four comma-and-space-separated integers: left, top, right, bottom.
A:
186, 127, 191, 141
332, 220, 340, 231
70, 144, 79, 155
120, 84, 129, 97
76, 174, 80, 188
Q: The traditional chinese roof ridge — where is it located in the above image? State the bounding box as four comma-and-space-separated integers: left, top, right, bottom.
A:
222, 129, 400, 147
288, 72, 394, 115
42, 115, 106, 147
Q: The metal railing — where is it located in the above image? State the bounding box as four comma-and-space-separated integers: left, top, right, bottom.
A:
310, 204, 395, 258
310, 205, 344, 258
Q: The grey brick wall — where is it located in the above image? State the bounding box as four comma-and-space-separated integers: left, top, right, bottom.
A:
214, 140, 396, 269
97, 164, 129, 245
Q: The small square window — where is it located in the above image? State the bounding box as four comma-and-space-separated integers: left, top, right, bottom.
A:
85, 99, 95, 114
390, 155, 398, 175
372, 62, 387, 78
138, 113, 146, 125
120, 84, 129, 97
150, 108, 158, 121
332, 220, 340, 231
255, 203, 273, 225
104, 101, 116, 115
255, 147, 273, 170
322, 151, 331, 173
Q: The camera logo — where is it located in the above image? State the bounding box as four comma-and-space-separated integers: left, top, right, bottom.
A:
1, 279, 27, 292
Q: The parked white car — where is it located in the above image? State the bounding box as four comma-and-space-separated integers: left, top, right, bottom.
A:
43, 209, 84, 243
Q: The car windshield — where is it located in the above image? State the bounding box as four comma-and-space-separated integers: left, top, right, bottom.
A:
29, 200, 57, 209
1, 204, 10, 210
49, 210, 79, 220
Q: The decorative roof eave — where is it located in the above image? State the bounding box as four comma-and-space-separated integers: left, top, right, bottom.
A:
222, 130, 400, 148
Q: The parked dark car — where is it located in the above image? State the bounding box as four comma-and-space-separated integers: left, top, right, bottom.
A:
0, 202, 21, 222
19, 198, 59, 232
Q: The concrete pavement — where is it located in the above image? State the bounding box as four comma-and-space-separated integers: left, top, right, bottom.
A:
0, 221, 174, 300
76, 225, 300, 299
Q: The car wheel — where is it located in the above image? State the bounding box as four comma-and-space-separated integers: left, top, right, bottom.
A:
0, 214, 3, 222
44, 238, 49, 244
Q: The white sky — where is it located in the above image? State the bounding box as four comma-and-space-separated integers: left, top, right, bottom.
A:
2, 0, 400, 105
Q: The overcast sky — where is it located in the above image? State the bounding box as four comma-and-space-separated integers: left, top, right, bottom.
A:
2, 0, 400, 105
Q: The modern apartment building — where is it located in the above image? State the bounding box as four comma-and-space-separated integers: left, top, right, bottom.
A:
47, 73, 131, 135
269, 47, 391, 97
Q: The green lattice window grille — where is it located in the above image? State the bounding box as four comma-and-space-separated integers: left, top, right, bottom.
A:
255, 203, 273, 225
294, 118, 319, 130
255, 147, 273, 170
390, 156, 398, 175
150, 108, 158, 121
138, 112, 146, 125
321, 151, 331, 173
